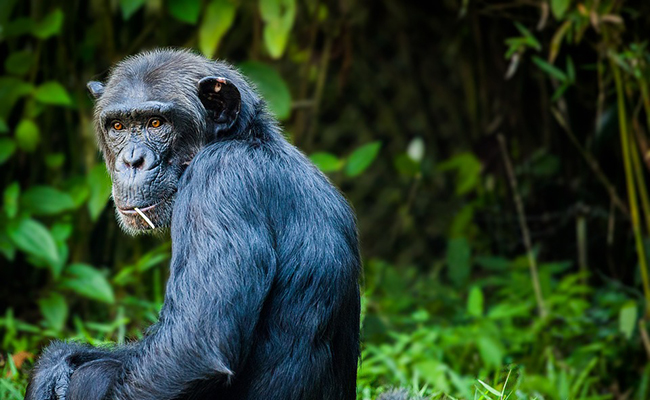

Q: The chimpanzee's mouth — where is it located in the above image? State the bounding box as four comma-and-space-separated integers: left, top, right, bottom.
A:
117, 201, 161, 215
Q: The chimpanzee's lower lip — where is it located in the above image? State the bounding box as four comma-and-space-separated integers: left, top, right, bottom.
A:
118, 201, 161, 214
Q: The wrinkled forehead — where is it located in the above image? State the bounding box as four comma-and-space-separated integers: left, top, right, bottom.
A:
97, 72, 202, 123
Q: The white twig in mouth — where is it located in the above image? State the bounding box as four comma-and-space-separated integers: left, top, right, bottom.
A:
134, 207, 156, 229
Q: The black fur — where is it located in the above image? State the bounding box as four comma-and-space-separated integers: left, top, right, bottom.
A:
25, 49, 361, 400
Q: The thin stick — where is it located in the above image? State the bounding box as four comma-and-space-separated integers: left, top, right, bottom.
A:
497, 134, 547, 318
612, 61, 650, 316
134, 207, 156, 229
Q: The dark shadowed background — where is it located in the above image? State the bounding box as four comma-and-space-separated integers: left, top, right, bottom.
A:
2, 0, 650, 398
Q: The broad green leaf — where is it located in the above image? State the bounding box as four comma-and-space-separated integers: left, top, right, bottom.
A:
3, 182, 20, 218
0, 138, 16, 164
238, 61, 292, 119
199, 0, 237, 57
88, 164, 113, 221
21, 186, 76, 215
446, 237, 471, 287
120, 0, 146, 19
0, 118, 8, 133
532, 56, 568, 82
168, 0, 201, 24
50, 222, 73, 243
467, 286, 484, 317
38, 293, 68, 331
32, 9, 64, 39
34, 81, 72, 106
345, 141, 381, 177
15, 119, 40, 152
310, 152, 342, 172
551, 0, 570, 19
60, 263, 115, 304
7, 218, 60, 268
477, 336, 503, 368
260, 0, 296, 59
5, 51, 34, 76
619, 301, 637, 340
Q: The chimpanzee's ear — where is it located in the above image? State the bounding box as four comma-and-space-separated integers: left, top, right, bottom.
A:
86, 81, 105, 100
197, 77, 241, 133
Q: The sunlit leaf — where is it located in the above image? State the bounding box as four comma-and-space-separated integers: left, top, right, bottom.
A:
7, 218, 60, 268
551, 0, 570, 20
345, 141, 381, 177
60, 263, 115, 304
199, 0, 237, 57
32, 9, 64, 39
238, 61, 292, 119
88, 164, 112, 221
168, 0, 201, 24
260, 0, 296, 59
477, 336, 503, 368
120, 0, 146, 19
34, 81, 72, 106
0, 138, 16, 164
310, 152, 342, 172
38, 293, 68, 331
619, 301, 637, 340
15, 119, 40, 152
21, 186, 76, 216
467, 286, 484, 317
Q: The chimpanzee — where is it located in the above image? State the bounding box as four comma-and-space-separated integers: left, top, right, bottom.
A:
25, 49, 361, 400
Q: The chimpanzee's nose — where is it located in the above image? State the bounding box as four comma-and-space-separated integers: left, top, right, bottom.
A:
118, 143, 156, 171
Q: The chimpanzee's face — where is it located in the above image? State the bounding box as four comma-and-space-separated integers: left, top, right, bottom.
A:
98, 100, 186, 233
88, 51, 242, 235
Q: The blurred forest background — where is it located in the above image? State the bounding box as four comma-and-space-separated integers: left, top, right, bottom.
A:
2, 0, 650, 399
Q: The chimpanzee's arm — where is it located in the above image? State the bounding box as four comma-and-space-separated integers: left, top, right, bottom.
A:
68, 141, 277, 400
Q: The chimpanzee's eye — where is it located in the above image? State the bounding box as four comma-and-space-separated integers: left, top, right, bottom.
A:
113, 121, 124, 131
149, 119, 162, 129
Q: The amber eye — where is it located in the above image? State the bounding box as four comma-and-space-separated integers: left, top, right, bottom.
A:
112, 121, 124, 131
149, 119, 162, 128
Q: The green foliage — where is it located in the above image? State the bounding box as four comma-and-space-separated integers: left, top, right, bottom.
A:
310, 152, 343, 172
345, 142, 381, 177
120, 0, 146, 20
260, 0, 296, 59
7, 218, 60, 270
2, 1, 650, 399
60, 263, 115, 304
238, 61, 292, 120
14, 119, 39, 152
199, 0, 237, 58
33, 81, 72, 106
167, 0, 201, 24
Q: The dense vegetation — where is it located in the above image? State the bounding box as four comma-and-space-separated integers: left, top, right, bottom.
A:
2, 0, 650, 398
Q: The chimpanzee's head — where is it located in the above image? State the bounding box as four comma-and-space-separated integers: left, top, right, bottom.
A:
87, 49, 255, 234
